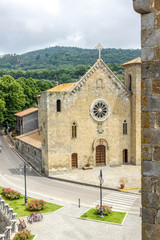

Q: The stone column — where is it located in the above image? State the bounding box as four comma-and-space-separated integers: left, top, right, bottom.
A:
133, 0, 160, 239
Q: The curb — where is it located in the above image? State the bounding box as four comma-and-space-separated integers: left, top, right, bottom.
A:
48, 176, 141, 195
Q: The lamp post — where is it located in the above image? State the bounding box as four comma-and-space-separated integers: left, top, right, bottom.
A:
18, 162, 32, 206
98, 169, 104, 218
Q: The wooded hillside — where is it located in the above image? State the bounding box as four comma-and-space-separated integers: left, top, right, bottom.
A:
0, 46, 140, 70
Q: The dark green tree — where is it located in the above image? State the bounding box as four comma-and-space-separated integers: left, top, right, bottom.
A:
0, 75, 25, 127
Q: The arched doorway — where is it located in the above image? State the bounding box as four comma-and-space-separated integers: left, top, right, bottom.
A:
123, 149, 128, 163
96, 144, 106, 166
71, 153, 78, 168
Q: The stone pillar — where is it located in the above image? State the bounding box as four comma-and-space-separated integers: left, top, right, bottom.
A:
0, 234, 5, 240
133, 0, 160, 239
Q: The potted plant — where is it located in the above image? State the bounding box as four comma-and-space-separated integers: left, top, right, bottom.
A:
84, 155, 93, 167
119, 177, 128, 189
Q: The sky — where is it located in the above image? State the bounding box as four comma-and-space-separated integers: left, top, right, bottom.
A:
0, 0, 140, 55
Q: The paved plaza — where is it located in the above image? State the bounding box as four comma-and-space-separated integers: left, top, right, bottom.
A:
51, 164, 141, 194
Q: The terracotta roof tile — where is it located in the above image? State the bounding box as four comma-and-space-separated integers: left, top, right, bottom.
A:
122, 57, 141, 66
46, 82, 76, 92
14, 108, 38, 117
16, 129, 41, 149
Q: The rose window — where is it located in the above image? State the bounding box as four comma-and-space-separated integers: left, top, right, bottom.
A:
90, 99, 110, 122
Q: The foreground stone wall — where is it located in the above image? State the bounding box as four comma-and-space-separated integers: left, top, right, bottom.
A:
0, 211, 10, 234
133, 0, 160, 239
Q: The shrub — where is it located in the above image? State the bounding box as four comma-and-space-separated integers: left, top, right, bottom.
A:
26, 199, 46, 211
2, 188, 22, 200
13, 229, 31, 240
95, 204, 112, 215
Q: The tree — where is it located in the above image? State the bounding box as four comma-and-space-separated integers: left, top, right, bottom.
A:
0, 99, 5, 123
0, 75, 25, 127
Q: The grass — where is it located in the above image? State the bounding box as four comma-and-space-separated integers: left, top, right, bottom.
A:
30, 236, 35, 240
0, 186, 63, 217
80, 208, 126, 224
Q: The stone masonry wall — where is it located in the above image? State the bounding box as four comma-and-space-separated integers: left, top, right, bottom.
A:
123, 63, 141, 165
0, 211, 10, 234
133, 0, 160, 239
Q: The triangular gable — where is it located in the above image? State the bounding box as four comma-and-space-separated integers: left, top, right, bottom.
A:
70, 58, 130, 97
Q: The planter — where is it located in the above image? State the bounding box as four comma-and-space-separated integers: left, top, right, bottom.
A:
120, 184, 125, 189
85, 163, 91, 167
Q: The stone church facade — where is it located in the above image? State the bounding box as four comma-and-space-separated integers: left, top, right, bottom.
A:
38, 56, 141, 175
16, 55, 141, 176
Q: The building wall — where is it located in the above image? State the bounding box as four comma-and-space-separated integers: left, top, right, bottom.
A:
16, 140, 42, 172
133, 0, 160, 239
123, 63, 141, 165
39, 61, 133, 176
16, 111, 38, 135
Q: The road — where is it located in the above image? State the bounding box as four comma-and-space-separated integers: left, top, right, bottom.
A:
0, 129, 140, 213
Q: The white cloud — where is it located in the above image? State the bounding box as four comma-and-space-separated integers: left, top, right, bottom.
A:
0, 0, 140, 54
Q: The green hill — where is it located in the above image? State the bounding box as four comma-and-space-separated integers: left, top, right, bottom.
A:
0, 46, 140, 70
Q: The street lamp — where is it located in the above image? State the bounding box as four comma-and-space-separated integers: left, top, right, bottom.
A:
98, 169, 104, 218
18, 162, 32, 206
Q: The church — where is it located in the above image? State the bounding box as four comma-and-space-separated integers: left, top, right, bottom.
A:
15, 46, 141, 176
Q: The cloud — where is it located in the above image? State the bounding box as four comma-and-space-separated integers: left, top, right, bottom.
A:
0, 0, 140, 54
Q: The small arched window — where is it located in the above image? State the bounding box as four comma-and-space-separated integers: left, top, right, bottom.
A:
72, 122, 77, 138
57, 99, 61, 112
128, 75, 132, 91
123, 120, 127, 135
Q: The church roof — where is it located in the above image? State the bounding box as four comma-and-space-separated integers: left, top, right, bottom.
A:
122, 57, 141, 66
46, 82, 76, 92
16, 129, 41, 149
14, 108, 38, 117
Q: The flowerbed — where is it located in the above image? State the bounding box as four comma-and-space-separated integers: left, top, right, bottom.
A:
13, 229, 31, 240
2, 188, 22, 200
81, 208, 126, 224
26, 199, 46, 211
95, 204, 112, 215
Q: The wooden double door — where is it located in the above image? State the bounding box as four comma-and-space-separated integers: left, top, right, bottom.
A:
96, 145, 106, 166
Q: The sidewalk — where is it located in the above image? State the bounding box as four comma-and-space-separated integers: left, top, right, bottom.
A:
50, 165, 141, 194
26, 204, 141, 240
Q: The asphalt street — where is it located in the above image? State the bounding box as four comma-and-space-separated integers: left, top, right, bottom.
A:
0, 129, 112, 207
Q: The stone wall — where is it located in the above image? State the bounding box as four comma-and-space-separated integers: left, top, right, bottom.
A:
0, 211, 10, 234
133, 0, 160, 239
123, 61, 141, 165
0, 195, 17, 239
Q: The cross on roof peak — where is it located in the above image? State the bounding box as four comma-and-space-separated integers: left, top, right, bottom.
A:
96, 43, 103, 59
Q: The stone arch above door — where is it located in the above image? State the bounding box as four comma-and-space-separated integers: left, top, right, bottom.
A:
92, 138, 109, 151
